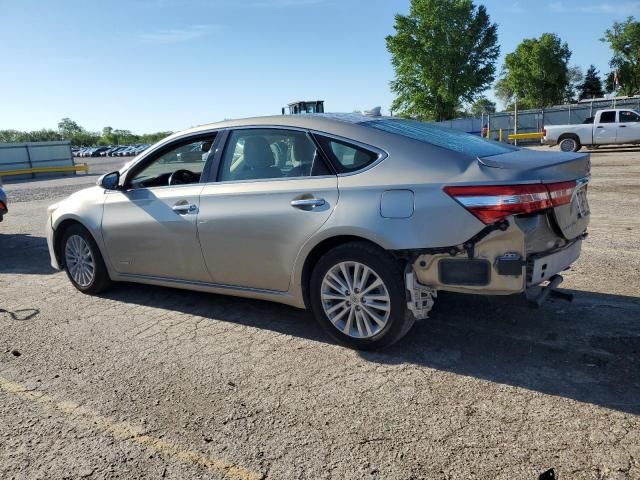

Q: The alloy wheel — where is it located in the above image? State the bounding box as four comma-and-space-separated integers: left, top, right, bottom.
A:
560, 138, 577, 152
65, 235, 95, 287
320, 261, 391, 339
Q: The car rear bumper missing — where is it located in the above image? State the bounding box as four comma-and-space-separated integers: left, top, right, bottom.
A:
403, 214, 584, 297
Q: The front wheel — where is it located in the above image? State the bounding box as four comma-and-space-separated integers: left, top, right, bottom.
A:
62, 224, 112, 295
309, 242, 414, 350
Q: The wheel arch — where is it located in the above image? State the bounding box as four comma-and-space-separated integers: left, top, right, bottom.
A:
299, 235, 392, 310
53, 217, 103, 268
558, 133, 581, 145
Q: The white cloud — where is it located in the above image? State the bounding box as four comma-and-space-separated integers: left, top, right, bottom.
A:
138, 25, 220, 44
505, 2, 526, 14
548, 2, 640, 15
548, 2, 567, 12
580, 3, 640, 14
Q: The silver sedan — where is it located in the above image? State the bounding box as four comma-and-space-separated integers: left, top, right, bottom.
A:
46, 114, 591, 349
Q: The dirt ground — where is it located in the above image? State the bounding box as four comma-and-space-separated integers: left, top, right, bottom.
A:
0, 146, 639, 479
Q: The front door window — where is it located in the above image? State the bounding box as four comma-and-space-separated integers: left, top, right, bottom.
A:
129, 137, 215, 189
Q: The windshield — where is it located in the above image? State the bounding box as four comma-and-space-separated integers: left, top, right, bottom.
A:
363, 118, 517, 157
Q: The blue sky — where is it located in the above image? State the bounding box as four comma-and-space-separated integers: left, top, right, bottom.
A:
1, 0, 638, 133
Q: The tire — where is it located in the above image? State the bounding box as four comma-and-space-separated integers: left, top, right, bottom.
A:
559, 136, 581, 152
61, 224, 112, 295
309, 241, 413, 350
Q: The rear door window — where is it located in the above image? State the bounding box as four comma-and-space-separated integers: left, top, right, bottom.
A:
620, 111, 640, 123
218, 129, 331, 182
599, 111, 617, 123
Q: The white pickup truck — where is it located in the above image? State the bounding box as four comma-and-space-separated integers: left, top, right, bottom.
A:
543, 108, 640, 152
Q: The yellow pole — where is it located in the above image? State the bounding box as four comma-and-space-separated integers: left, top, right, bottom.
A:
499, 129, 503, 142
486, 126, 490, 139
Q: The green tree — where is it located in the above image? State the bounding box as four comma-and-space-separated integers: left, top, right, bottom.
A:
470, 96, 496, 116
579, 65, 605, 100
386, 0, 499, 121
564, 65, 584, 103
57, 118, 83, 138
496, 33, 572, 109
602, 17, 640, 96
2, 119, 172, 147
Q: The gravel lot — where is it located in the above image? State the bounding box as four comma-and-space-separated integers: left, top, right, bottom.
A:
1, 148, 639, 479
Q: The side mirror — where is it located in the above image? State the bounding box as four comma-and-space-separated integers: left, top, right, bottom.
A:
98, 171, 120, 190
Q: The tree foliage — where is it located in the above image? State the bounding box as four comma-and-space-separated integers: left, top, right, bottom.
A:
386, 0, 499, 121
496, 33, 572, 109
470, 96, 496, 116
0, 119, 172, 147
602, 17, 640, 96
579, 65, 604, 100
564, 65, 584, 103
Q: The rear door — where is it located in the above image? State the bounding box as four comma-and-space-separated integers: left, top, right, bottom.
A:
617, 110, 640, 144
594, 110, 618, 144
197, 128, 338, 291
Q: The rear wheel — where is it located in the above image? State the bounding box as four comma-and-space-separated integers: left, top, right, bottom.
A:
309, 242, 414, 350
62, 224, 112, 295
559, 136, 581, 152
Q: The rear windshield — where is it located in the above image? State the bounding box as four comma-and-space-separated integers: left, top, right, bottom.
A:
363, 119, 516, 157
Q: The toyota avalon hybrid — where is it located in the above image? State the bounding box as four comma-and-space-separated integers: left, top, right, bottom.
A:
46, 114, 590, 349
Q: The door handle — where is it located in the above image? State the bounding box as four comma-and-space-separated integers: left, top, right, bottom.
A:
290, 198, 326, 209
596, 126, 604, 128
172, 203, 197, 214
620, 125, 627, 128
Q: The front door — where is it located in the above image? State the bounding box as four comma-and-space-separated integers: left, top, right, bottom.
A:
618, 110, 640, 144
102, 135, 216, 282
197, 128, 338, 291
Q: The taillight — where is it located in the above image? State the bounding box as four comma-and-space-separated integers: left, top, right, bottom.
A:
444, 181, 578, 224
0, 200, 6, 211
543, 128, 547, 137
546, 180, 576, 206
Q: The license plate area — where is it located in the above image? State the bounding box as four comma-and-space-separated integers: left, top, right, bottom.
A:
574, 184, 590, 218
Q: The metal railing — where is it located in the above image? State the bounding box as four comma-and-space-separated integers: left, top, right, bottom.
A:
438, 96, 640, 143
0, 141, 76, 180
0, 163, 88, 178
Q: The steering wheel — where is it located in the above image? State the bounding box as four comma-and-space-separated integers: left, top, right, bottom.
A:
168, 169, 198, 186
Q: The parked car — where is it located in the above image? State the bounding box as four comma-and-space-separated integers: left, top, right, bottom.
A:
100, 147, 116, 157
543, 108, 640, 152
0, 179, 7, 222
109, 147, 126, 157
90, 147, 109, 157
46, 114, 591, 349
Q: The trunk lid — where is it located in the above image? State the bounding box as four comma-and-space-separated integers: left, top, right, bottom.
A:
479, 149, 591, 240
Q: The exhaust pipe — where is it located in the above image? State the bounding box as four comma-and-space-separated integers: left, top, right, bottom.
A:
528, 275, 573, 308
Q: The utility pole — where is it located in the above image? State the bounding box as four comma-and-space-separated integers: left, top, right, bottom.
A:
514, 97, 518, 146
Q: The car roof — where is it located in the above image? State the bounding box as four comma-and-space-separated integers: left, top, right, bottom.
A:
174, 113, 383, 137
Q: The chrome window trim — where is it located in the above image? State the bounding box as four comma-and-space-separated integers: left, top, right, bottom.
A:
215, 124, 388, 177
309, 130, 388, 177
201, 174, 336, 187
214, 126, 336, 183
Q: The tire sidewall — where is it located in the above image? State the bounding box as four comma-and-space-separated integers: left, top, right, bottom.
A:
309, 243, 408, 350
560, 137, 579, 152
61, 224, 107, 293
